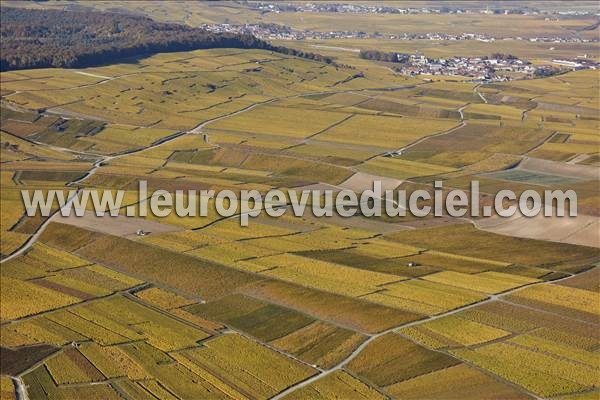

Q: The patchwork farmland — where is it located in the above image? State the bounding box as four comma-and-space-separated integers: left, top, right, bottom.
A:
1, 2, 599, 400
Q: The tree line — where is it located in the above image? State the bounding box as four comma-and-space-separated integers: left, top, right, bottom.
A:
360, 49, 523, 64
0, 7, 340, 71
359, 50, 408, 63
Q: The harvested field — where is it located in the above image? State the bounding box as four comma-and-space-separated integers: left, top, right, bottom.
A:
54, 211, 183, 238
512, 157, 599, 181
339, 172, 402, 192
476, 212, 600, 248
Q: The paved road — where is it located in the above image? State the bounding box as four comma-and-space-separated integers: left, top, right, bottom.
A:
474, 83, 488, 104
12, 377, 27, 400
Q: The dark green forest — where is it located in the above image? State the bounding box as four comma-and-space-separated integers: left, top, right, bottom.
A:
0, 7, 336, 71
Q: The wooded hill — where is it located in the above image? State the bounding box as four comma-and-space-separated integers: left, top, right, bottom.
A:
0, 7, 336, 71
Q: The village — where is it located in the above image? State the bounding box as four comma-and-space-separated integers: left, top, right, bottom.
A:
201, 22, 597, 43
392, 53, 533, 80
248, 2, 597, 16
390, 53, 598, 80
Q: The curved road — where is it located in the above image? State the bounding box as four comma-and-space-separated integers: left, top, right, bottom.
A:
270, 270, 583, 399
1, 79, 430, 264
3, 78, 565, 400
12, 377, 27, 400
0, 98, 276, 264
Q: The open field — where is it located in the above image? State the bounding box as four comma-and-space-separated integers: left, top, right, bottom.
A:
476, 210, 600, 248
1, 6, 599, 399
53, 211, 183, 238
